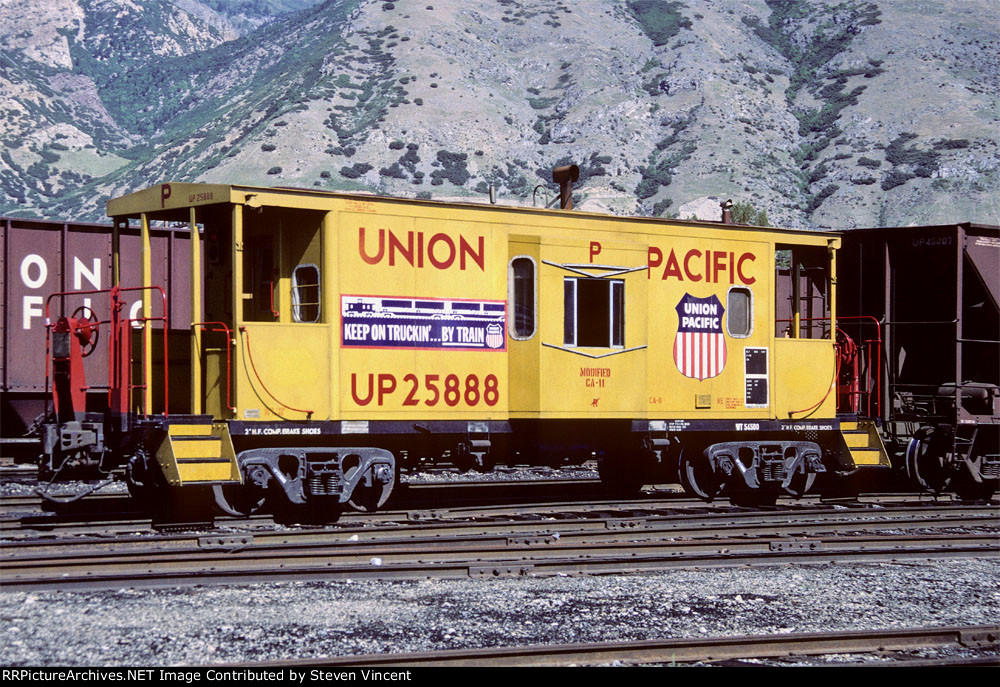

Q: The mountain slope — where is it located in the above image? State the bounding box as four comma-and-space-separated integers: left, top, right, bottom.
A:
1, 0, 997, 228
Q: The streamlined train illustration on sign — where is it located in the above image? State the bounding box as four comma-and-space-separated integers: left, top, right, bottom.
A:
4, 170, 996, 518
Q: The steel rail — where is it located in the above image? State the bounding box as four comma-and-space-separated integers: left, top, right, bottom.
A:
6, 532, 997, 573
0, 479, 612, 519
233, 625, 999, 667
3, 481, 994, 533
3, 502, 997, 553
4, 498, 996, 546
2, 530, 996, 592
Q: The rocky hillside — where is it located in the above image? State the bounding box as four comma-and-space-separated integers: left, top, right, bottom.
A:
1, 0, 998, 228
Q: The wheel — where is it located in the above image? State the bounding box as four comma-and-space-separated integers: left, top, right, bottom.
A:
348, 483, 388, 512
597, 453, 646, 497
906, 434, 951, 493
71, 305, 100, 357
346, 456, 396, 512
679, 447, 724, 501
212, 483, 266, 517
478, 451, 497, 472
781, 467, 816, 499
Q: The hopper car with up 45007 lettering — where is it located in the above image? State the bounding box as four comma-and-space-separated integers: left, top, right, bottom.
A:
5, 168, 995, 519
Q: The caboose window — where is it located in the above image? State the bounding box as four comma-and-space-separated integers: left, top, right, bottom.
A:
509, 256, 536, 339
727, 287, 752, 338
563, 277, 625, 348
292, 264, 321, 323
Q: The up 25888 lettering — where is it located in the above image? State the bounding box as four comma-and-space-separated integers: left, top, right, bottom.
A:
350, 372, 499, 407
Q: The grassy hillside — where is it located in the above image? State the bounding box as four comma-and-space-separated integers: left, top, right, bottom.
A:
1, 0, 997, 228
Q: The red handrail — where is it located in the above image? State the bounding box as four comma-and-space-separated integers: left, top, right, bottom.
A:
834, 315, 882, 419
44, 286, 169, 418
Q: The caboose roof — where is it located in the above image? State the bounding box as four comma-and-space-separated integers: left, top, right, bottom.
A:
107, 181, 842, 240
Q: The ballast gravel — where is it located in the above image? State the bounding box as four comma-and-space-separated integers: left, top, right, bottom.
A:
2, 559, 998, 666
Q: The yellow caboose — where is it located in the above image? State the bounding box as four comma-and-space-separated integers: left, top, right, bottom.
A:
39, 173, 888, 516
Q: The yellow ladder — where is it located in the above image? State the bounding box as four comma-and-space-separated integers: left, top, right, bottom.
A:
840, 420, 891, 467
155, 421, 240, 486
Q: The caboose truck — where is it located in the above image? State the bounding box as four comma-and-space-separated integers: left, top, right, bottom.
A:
35, 170, 889, 518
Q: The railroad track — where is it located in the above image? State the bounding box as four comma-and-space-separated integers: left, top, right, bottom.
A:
1, 488, 993, 541
0, 477, 615, 517
3, 503, 996, 592
2, 473, 988, 524
238, 624, 999, 667
0, 465, 39, 479
0, 478, 641, 533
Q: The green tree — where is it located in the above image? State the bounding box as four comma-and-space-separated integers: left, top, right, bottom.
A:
731, 200, 769, 226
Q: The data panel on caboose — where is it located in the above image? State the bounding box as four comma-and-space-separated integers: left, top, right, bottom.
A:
744, 347, 769, 408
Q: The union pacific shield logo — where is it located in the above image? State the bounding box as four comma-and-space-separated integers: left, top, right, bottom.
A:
485, 323, 504, 349
674, 293, 727, 380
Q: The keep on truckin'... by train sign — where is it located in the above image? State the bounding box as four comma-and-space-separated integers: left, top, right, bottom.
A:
341, 295, 506, 351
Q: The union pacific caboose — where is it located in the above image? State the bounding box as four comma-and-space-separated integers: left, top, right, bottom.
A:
37, 173, 890, 517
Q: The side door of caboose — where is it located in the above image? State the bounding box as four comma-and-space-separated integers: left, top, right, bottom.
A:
507, 235, 541, 413
772, 241, 837, 418
534, 235, 649, 415
200, 206, 235, 420
231, 207, 332, 422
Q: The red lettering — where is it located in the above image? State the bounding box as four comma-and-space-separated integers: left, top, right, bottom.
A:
737, 253, 756, 284
403, 374, 419, 406
651, 247, 757, 284
459, 235, 485, 271
684, 249, 702, 282
388, 230, 414, 267
647, 246, 662, 279
360, 228, 484, 271
377, 373, 396, 405
351, 372, 499, 407
350, 373, 374, 406
427, 233, 456, 269
713, 251, 727, 283
662, 249, 683, 280
424, 374, 440, 406
589, 241, 602, 263
358, 227, 385, 265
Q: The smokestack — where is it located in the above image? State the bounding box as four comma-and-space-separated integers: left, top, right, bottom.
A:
720, 199, 734, 224
552, 165, 579, 210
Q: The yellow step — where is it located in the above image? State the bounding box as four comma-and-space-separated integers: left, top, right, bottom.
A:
176, 460, 236, 482
156, 422, 240, 486
850, 447, 884, 466
171, 436, 223, 459
842, 431, 871, 448
168, 424, 213, 436
840, 421, 859, 432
